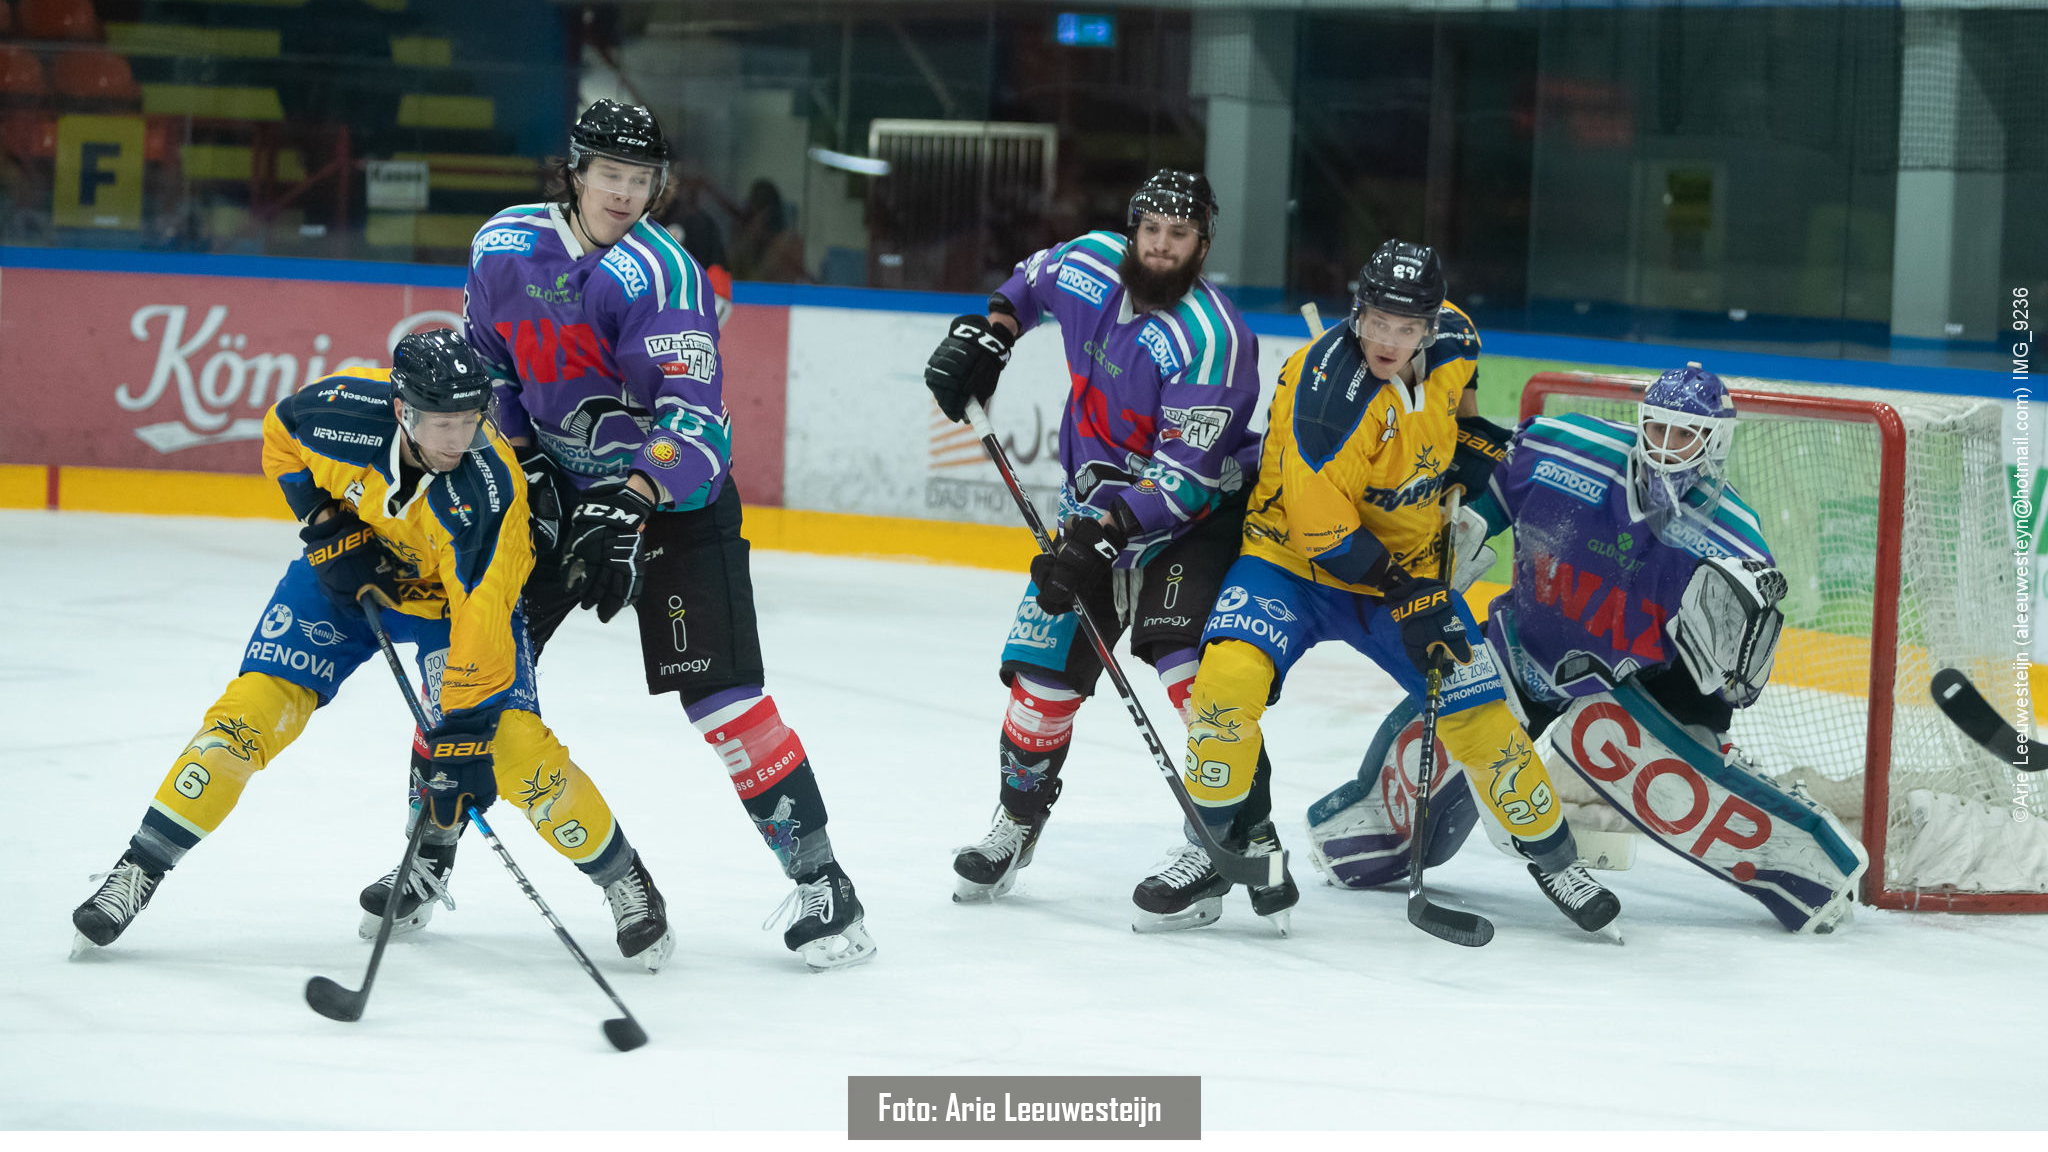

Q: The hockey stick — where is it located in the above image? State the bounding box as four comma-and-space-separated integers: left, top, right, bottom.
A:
1300, 302, 1325, 338
1405, 488, 1496, 947
1932, 668, 2039, 771
964, 399, 1282, 888
304, 591, 648, 1051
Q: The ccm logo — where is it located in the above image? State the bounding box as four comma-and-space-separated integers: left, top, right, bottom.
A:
307, 527, 377, 566
1390, 589, 1448, 622
433, 740, 494, 757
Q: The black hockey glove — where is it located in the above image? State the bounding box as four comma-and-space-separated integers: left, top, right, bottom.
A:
563, 478, 654, 624
517, 444, 576, 580
924, 313, 1015, 423
1445, 415, 1511, 500
1383, 577, 1473, 676
301, 507, 401, 613
1031, 511, 1130, 617
419, 710, 498, 829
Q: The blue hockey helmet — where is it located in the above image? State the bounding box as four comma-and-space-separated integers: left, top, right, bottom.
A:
1632, 362, 1736, 526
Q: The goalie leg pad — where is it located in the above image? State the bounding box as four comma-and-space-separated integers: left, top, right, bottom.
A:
136, 673, 317, 870
1306, 696, 1478, 889
1551, 681, 1868, 932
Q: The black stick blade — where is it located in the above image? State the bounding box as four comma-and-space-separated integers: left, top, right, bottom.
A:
603, 1017, 648, 1052
1932, 669, 2036, 770
305, 976, 367, 1022
1216, 848, 1285, 887
1409, 895, 1496, 948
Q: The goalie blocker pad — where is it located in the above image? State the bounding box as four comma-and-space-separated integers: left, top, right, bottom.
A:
1550, 678, 1868, 933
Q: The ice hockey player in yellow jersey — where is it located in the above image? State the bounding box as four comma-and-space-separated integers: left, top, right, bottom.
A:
70, 330, 676, 970
1137, 240, 1621, 935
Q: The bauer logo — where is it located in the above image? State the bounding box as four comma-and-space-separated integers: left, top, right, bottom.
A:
1056, 263, 1110, 306
1532, 460, 1607, 505
601, 247, 649, 300
471, 227, 535, 263
1138, 321, 1182, 375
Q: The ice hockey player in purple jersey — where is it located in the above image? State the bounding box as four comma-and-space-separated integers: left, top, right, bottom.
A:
1307, 364, 1869, 933
923, 170, 1296, 926
357, 100, 873, 970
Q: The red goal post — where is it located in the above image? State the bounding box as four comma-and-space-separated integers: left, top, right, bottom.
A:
1520, 371, 2044, 912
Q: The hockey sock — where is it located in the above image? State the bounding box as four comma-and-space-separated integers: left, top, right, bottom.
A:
1436, 700, 1568, 856
689, 686, 832, 878
493, 709, 629, 883
1182, 640, 1274, 833
1153, 647, 1201, 725
998, 673, 1080, 822
134, 673, 317, 870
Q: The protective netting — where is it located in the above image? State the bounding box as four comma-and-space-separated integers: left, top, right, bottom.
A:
1533, 375, 2048, 907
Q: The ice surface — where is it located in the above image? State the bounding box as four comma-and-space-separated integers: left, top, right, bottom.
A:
4, 510, 2044, 1130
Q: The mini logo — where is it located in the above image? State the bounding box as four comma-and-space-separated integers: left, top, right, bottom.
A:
1253, 594, 1298, 623
472, 227, 535, 263
1057, 262, 1110, 306
1213, 586, 1248, 614
645, 437, 683, 468
260, 603, 294, 639
601, 247, 649, 300
1532, 460, 1609, 505
298, 619, 346, 646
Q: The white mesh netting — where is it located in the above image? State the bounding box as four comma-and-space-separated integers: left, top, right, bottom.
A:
1531, 375, 2048, 905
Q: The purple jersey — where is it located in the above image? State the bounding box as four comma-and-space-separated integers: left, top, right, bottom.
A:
995, 230, 1261, 566
1477, 413, 1774, 702
463, 203, 730, 510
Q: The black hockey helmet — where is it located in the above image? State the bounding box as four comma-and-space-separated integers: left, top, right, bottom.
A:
1350, 239, 1445, 347
570, 99, 670, 171
391, 329, 493, 414
1128, 170, 1219, 240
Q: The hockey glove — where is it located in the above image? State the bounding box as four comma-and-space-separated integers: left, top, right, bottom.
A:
925, 313, 1015, 423
1445, 415, 1511, 500
564, 478, 654, 624
1671, 556, 1787, 707
1384, 577, 1472, 675
301, 507, 401, 613
1031, 510, 1131, 617
518, 444, 576, 580
419, 710, 498, 829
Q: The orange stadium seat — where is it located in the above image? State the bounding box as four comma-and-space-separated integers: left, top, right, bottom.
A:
52, 48, 136, 106
2, 110, 56, 157
19, 0, 99, 43
0, 43, 45, 99
1, 4, 14, 38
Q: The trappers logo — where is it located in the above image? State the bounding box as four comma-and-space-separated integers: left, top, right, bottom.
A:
115, 305, 461, 454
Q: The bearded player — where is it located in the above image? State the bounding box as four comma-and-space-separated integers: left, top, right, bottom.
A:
1308, 364, 1868, 933
1166, 239, 1621, 935
922, 170, 1299, 929
355, 100, 873, 970
73, 332, 670, 961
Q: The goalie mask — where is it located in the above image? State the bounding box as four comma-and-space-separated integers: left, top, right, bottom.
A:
1632, 363, 1735, 532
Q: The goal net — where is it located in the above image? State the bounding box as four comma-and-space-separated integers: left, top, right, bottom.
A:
1522, 372, 2048, 911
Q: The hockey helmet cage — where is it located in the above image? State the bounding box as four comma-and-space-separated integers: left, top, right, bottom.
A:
1128, 170, 1219, 240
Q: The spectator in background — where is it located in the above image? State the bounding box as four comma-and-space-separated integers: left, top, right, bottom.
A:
729, 178, 807, 283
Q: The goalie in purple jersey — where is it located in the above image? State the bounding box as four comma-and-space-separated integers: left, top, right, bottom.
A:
354, 100, 873, 971
1307, 364, 1869, 933
922, 170, 1297, 926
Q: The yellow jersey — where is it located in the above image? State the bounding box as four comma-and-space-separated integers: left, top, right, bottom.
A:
1242, 304, 1479, 596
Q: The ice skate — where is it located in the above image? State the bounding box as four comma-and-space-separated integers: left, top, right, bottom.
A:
604, 851, 674, 972
71, 850, 164, 955
768, 860, 875, 971
357, 840, 458, 940
1528, 862, 1622, 936
951, 809, 1044, 903
1131, 841, 1231, 932
1239, 820, 1299, 937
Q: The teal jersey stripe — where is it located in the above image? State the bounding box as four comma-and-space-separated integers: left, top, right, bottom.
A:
1528, 413, 1634, 471
1064, 230, 1126, 267
634, 221, 703, 312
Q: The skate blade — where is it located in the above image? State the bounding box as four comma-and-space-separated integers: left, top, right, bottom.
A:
358, 904, 434, 941
798, 921, 877, 971
951, 870, 1017, 904
1259, 908, 1292, 938
1131, 896, 1223, 934
634, 928, 677, 973
68, 931, 103, 960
